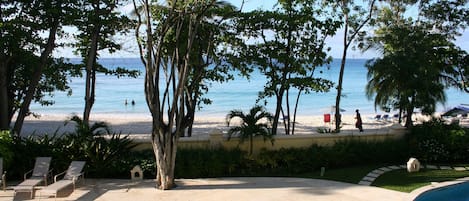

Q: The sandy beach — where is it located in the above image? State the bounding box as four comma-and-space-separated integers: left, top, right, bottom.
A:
18, 113, 408, 137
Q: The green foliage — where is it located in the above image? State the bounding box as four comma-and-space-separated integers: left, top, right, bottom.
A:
175, 148, 247, 178
255, 139, 408, 174
374, 168, 469, 193
58, 116, 137, 178
226, 105, 274, 155
5, 116, 136, 179
232, 1, 341, 135
364, 1, 469, 127
9, 133, 61, 178
407, 119, 469, 163
0, 130, 14, 169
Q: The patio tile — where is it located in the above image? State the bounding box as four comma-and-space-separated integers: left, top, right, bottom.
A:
372, 169, 385, 174
425, 165, 438, 169
453, 167, 466, 171
440, 166, 452, 170
378, 167, 392, 172
366, 172, 380, 178
388, 165, 401, 170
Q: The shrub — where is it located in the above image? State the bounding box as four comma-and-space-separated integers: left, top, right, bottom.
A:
6, 116, 136, 179
408, 118, 469, 163
175, 148, 247, 178
0, 130, 14, 170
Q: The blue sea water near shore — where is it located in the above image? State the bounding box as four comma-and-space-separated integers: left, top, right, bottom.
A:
30, 58, 469, 118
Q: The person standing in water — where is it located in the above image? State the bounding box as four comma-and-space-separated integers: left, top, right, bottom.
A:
355, 109, 363, 132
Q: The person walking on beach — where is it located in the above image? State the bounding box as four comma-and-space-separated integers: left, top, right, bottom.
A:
355, 109, 363, 132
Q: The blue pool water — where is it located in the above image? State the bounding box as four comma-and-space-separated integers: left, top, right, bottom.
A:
414, 182, 469, 201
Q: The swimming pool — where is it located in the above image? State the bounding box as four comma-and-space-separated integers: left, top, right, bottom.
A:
414, 181, 469, 201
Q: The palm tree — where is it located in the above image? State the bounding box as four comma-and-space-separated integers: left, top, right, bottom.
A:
365, 22, 449, 127
226, 105, 274, 155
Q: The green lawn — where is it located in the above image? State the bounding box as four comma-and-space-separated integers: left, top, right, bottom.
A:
295, 164, 469, 193
298, 164, 385, 184
373, 168, 469, 192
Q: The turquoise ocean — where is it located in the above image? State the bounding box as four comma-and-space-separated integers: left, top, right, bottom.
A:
30, 58, 469, 118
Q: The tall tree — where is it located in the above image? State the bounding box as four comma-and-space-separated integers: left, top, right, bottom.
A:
333, 0, 376, 131
1, 0, 75, 134
364, 1, 468, 127
234, 0, 340, 135
133, 0, 217, 189
148, 1, 242, 137
73, 0, 137, 125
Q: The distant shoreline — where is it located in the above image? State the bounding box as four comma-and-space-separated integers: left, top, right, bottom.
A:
19, 112, 410, 137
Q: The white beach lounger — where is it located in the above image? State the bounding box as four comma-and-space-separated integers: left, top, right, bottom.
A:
14, 157, 52, 198
40, 161, 86, 199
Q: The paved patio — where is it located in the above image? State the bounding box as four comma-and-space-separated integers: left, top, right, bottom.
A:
0, 177, 411, 201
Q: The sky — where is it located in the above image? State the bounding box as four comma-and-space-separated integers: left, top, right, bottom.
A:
53, 0, 468, 59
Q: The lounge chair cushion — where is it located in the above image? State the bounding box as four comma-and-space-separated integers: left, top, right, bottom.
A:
40, 180, 73, 196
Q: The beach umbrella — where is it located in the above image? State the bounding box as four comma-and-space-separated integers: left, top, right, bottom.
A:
442, 106, 469, 117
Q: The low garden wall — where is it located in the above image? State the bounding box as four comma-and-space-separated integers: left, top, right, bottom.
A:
130, 124, 407, 154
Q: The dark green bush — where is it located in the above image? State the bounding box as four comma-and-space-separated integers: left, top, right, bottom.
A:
254, 138, 408, 174
408, 119, 469, 163
7, 117, 137, 179
175, 148, 247, 178
0, 131, 14, 170
7, 117, 417, 180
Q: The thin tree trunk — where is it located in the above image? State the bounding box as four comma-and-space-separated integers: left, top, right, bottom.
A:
272, 89, 284, 136
285, 88, 291, 135
83, 24, 101, 125
335, 0, 375, 132
13, 23, 58, 135
335, 13, 349, 132
292, 88, 303, 135
0, 62, 9, 130
405, 100, 414, 128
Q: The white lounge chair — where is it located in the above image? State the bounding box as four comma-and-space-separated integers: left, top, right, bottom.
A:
0, 157, 6, 191
40, 161, 86, 199
14, 157, 52, 198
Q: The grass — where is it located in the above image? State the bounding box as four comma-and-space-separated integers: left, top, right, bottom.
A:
373, 168, 469, 192
292, 164, 469, 193
297, 164, 385, 184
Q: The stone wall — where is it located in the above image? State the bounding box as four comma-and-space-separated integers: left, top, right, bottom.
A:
130, 124, 407, 155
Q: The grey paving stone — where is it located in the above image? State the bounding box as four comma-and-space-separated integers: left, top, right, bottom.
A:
440, 166, 452, 170
426, 165, 438, 169
388, 165, 401, 170
378, 167, 393, 172
453, 167, 466, 171
366, 172, 380, 178
372, 169, 385, 174
362, 176, 376, 182
358, 181, 372, 186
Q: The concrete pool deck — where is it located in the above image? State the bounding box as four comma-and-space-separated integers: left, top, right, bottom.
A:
0, 177, 411, 201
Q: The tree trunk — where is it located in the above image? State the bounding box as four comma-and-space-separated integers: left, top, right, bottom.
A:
83, 26, 100, 125
249, 133, 253, 155
0, 61, 9, 130
292, 88, 303, 135
335, 14, 349, 132
13, 22, 58, 135
404, 97, 415, 128
284, 88, 291, 135
152, 128, 178, 190
271, 89, 284, 136
405, 106, 414, 128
